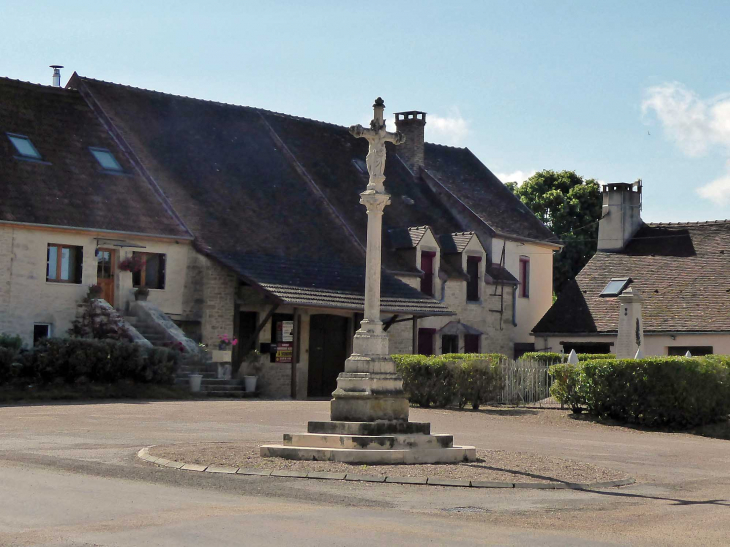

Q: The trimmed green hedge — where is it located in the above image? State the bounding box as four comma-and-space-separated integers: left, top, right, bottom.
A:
0, 337, 180, 387
549, 356, 730, 427
521, 352, 564, 365
577, 353, 616, 361
523, 352, 615, 365
392, 353, 504, 409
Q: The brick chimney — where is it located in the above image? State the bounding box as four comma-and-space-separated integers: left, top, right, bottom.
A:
597, 180, 643, 252
394, 111, 426, 172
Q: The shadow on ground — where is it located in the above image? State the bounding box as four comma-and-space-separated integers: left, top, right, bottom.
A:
567, 413, 730, 441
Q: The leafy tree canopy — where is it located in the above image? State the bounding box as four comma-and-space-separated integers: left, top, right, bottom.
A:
506, 170, 602, 293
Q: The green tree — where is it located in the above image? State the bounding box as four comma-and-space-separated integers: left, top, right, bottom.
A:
506, 170, 602, 293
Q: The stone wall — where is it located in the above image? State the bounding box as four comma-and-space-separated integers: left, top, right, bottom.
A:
257, 362, 293, 399
0, 226, 14, 335
200, 256, 237, 347
0, 225, 191, 346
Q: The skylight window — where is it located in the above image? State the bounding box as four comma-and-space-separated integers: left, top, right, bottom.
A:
7, 133, 42, 160
600, 277, 632, 297
90, 147, 123, 172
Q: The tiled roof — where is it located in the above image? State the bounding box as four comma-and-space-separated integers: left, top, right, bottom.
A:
214, 252, 452, 316
485, 263, 519, 285
533, 221, 730, 334
388, 226, 430, 249
0, 77, 188, 238
439, 231, 476, 253
437, 320, 483, 336
72, 75, 554, 315
424, 144, 559, 245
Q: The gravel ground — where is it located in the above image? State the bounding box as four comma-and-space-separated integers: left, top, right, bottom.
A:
148, 442, 630, 484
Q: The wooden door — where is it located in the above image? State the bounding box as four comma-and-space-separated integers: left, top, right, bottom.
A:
307, 315, 348, 398
96, 248, 115, 304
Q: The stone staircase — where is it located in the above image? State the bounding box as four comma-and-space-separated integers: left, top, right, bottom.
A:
124, 314, 252, 398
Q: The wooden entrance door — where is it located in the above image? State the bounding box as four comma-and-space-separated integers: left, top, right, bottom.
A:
307, 314, 349, 398
96, 248, 115, 304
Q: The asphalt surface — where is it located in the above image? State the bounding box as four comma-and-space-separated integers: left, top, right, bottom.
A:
0, 399, 728, 546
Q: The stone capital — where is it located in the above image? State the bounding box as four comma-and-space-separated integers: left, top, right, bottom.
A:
618, 286, 643, 303
359, 190, 391, 213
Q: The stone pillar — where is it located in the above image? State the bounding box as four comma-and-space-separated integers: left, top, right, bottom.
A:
616, 287, 644, 358
330, 98, 410, 423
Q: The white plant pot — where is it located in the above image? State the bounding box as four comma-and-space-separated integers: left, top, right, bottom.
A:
189, 374, 203, 393
244, 375, 257, 393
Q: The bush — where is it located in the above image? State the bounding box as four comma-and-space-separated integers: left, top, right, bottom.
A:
577, 353, 615, 361
548, 363, 584, 413
453, 358, 503, 409
393, 353, 505, 409
2, 338, 178, 387
0, 334, 23, 352
521, 352, 564, 365
393, 354, 455, 408
549, 356, 730, 427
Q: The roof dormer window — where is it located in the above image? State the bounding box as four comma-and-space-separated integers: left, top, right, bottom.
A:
599, 277, 632, 297
90, 147, 123, 172
7, 133, 42, 160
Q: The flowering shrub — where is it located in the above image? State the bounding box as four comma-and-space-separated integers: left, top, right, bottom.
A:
217, 334, 238, 348
118, 255, 146, 273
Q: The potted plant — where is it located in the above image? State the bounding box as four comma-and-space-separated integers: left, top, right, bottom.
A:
134, 286, 150, 301
217, 334, 238, 351
242, 350, 262, 393
119, 255, 149, 301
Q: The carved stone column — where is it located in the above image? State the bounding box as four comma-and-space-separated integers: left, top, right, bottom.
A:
330, 165, 409, 421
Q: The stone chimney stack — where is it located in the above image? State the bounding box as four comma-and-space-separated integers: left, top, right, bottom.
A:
616, 287, 644, 358
394, 111, 426, 173
597, 180, 643, 252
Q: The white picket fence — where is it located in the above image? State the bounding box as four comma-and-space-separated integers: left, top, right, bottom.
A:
494, 358, 559, 407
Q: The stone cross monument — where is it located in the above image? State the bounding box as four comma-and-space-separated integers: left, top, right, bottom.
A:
330, 98, 410, 423
260, 99, 475, 463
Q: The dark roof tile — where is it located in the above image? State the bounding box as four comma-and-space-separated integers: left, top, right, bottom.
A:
0, 77, 188, 238
533, 221, 730, 333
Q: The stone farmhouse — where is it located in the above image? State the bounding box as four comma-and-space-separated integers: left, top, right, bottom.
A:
532, 181, 730, 356
0, 74, 559, 397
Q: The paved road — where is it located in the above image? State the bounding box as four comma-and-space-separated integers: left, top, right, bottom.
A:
0, 400, 728, 546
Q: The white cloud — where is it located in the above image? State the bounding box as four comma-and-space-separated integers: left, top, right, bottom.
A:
394, 107, 469, 146
697, 162, 730, 205
643, 82, 730, 202
428, 109, 469, 145
494, 170, 536, 184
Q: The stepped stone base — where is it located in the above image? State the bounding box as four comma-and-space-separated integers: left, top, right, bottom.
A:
260, 444, 475, 464
261, 420, 476, 464
308, 421, 430, 435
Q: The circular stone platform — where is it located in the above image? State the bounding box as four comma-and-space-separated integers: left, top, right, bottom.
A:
143, 442, 634, 488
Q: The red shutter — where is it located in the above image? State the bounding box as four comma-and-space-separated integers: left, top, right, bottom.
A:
464, 334, 480, 353
420, 251, 435, 296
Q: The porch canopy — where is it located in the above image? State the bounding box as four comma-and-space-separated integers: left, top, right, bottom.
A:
215, 251, 453, 318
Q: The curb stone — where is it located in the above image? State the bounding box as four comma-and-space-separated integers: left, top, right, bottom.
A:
271, 470, 308, 478
206, 465, 239, 474
137, 446, 635, 490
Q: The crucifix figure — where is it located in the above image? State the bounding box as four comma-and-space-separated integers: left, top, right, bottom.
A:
349, 97, 405, 192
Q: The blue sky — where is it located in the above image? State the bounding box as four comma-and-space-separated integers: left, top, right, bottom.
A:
3, 0, 729, 222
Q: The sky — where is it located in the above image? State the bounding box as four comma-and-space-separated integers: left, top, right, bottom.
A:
2, 0, 730, 222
